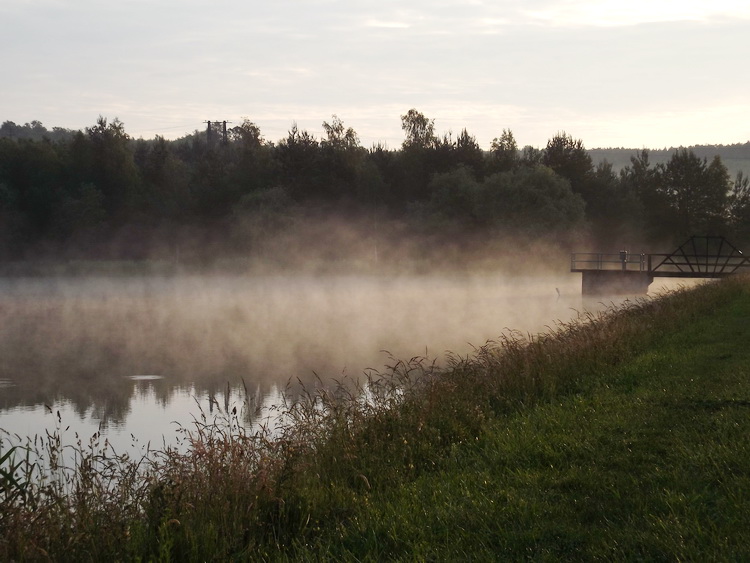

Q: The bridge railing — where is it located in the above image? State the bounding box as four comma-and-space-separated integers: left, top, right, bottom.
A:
571, 252, 647, 272
648, 253, 750, 275
571, 252, 750, 276
572, 237, 750, 281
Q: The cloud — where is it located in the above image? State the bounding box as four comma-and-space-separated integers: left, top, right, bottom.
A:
364, 19, 412, 29
522, 0, 750, 27
2, 0, 748, 148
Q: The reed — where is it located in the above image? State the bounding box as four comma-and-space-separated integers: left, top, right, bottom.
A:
1, 276, 746, 560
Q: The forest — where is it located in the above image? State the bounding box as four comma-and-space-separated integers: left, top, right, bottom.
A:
1, 111, 749, 267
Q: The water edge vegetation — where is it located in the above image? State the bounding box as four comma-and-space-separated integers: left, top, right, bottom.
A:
2, 276, 750, 560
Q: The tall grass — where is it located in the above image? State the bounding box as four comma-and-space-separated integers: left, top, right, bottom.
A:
0, 277, 744, 560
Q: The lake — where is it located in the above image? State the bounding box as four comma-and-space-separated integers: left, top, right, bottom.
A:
0, 272, 692, 455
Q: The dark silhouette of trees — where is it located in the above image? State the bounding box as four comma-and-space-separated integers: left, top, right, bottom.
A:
619, 149, 669, 243
538, 130, 652, 247
0, 137, 64, 245
452, 128, 486, 176
657, 149, 730, 239
85, 117, 139, 219
0, 120, 76, 142
0, 112, 745, 262
618, 148, 733, 246
276, 123, 323, 199
134, 136, 191, 218
417, 165, 586, 237
728, 172, 750, 245
225, 119, 276, 197
542, 132, 594, 195
54, 182, 106, 240
481, 166, 586, 236
395, 110, 487, 202
585, 160, 645, 247
489, 129, 519, 173
396, 109, 438, 201
319, 115, 366, 199
400, 109, 437, 150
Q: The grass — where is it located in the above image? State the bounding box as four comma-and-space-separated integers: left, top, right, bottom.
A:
2, 276, 750, 560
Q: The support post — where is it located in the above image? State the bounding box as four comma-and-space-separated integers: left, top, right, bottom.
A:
581, 270, 653, 296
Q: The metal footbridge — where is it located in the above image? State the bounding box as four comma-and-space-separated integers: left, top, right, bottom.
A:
571, 236, 750, 295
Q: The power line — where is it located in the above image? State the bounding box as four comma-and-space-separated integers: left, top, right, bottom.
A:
204, 120, 232, 145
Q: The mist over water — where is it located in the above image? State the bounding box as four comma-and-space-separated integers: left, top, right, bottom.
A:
0, 270, 697, 452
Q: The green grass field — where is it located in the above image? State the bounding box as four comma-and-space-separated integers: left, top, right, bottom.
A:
2, 276, 750, 561
306, 282, 750, 560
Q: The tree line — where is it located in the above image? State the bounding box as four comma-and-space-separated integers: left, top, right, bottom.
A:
1, 112, 748, 263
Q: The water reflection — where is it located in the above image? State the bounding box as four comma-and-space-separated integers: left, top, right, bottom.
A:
1, 381, 280, 456
0, 273, 697, 453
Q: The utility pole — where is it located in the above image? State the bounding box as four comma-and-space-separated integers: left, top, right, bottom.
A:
204, 120, 232, 147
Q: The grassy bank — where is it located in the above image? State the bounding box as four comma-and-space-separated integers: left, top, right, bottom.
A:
304, 283, 750, 560
2, 277, 750, 560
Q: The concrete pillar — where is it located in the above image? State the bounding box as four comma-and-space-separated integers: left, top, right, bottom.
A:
581, 270, 653, 296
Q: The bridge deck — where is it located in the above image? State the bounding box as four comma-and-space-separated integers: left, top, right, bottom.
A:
570, 254, 750, 278
570, 237, 750, 295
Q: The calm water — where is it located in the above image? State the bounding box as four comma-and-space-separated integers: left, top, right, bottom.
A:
0, 272, 692, 454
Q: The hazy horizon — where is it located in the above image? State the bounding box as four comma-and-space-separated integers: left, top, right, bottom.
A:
3, 116, 750, 153
2, 1, 748, 150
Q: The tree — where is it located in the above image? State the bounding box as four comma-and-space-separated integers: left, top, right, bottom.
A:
189, 143, 237, 218
0, 120, 75, 142
728, 171, 750, 244
490, 129, 518, 173
619, 149, 672, 244
393, 110, 439, 202
0, 180, 26, 258
365, 143, 397, 204
422, 166, 482, 227
230, 186, 296, 255
480, 166, 586, 236
318, 115, 368, 199
0, 138, 65, 240
658, 148, 729, 238
134, 136, 191, 218
85, 116, 139, 218
419, 165, 586, 237
520, 145, 543, 168
225, 120, 276, 197
53, 182, 106, 240
620, 150, 656, 195
321, 115, 359, 150
453, 128, 485, 175
585, 160, 645, 247
400, 109, 436, 150
275, 123, 322, 198
228, 119, 264, 149
542, 132, 593, 195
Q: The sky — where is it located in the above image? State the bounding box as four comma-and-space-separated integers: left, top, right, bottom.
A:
2, 0, 749, 150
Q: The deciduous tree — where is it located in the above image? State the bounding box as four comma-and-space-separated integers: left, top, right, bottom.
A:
490, 129, 518, 173
400, 109, 436, 150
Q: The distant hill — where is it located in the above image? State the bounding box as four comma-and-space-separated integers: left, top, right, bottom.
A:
589, 143, 750, 180
0, 120, 77, 142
